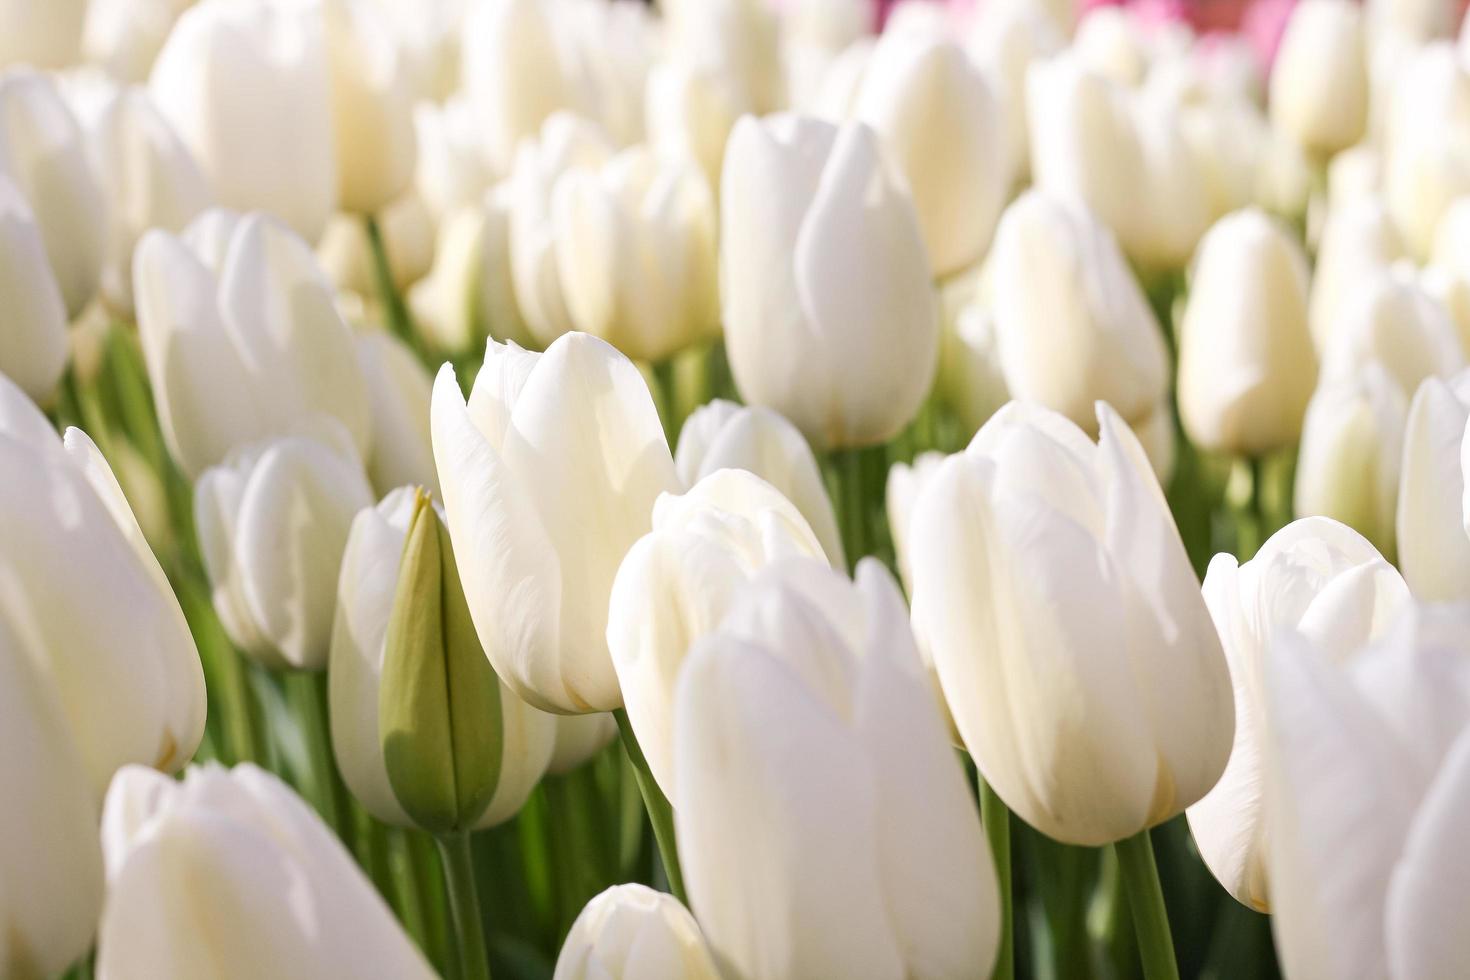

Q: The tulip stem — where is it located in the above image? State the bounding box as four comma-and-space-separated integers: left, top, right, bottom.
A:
1114, 830, 1180, 980
613, 708, 687, 904
365, 214, 426, 363
980, 781, 1014, 980
436, 832, 492, 980
285, 671, 351, 844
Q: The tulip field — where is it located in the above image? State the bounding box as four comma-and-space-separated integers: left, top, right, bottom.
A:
7, 0, 1470, 978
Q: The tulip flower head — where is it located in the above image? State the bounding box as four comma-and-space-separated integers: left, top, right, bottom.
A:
1396, 370, 1470, 602
554, 884, 720, 980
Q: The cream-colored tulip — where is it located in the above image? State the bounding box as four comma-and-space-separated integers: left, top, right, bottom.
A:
1294, 364, 1408, 556
608, 469, 830, 796
1072, 7, 1150, 87
0, 69, 107, 317
964, 0, 1064, 184
676, 557, 999, 979
67, 83, 211, 317
1269, 0, 1368, 157
720, 114, 938, 450
552, 147, 719, 363
555, 884, 720, 980
1382, 43, 1470, 261
0, 177, 67, 401
1186, 517, 1409, 913
324, 0, 415, 214
356, 332, 437, 496
133, 209, 371, 478
0, 372, 205, 794
432, 333, 679, 713
507, 113, 615, 348
1319, 267, 1465, 395
1265, 605, 1470, 980
97, 763, 436, 979
1309, 199, 1404, 351
329, 488, 558, 829
909, 402, 1234, 846
886, 450, 948, 594
82, 0, 188, 83
0, 0, 86, 69
988, 189, 1168, 432
663, 0, 783, 117
413, 95, 492, 225
1396, 370, 1470, 601
561, 0, 658, 149
195, 428, 375, 671
675, 399, 844, 566
645, 61, 745, 197
1178, 208, 1317, 455
151, 0, 337, 241
0, 619, 103, 980
546, 714, 618, 776
851, 31, 1012, 276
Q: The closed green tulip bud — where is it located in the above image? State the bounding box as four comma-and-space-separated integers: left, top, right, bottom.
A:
379, 489, 502, 834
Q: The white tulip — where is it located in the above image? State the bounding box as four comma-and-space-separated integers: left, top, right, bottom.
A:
461, 0, 586, 175
1269, 0, 1368, 157
552, 146, 719, 362
356, 331, 437, 495
195, 428, 375, 671
936, 294, 1011, 437
133, 209, 371, 478
431, 332, 679, 713
1265, 605, 1470, 980
987, 190, 1168, 432
1293, 363, 1408, 556
0, 0, 86, 69
0, 176, 67, 401
0, 372, 205, 794
1326, 143, 1382, 209
150, 0, 337, 241
886, 450, 948, 594
68, 83, 211, 317
317, 190, 434, 300
1382, 43, 1470, 261
609, 469, 830, 796
720, 114, 938, 450
555, 884, 720, 980
851, 31, 1011, 276
546, 713, 619, 776
508, 113, 615, 348
1178, 208, 1317, 456
1396, 370, 1470, 601
97, 763, 436, 980
1319, 267, 1465, 395
675, 398, 844, 566
560, 0, 658, 149
645, 61, 745, 197
324, 0, 416, 214
0, 617, 104, 980
413, 95, 492, 225
0, 69, 108, 317
909, 402, 1234, 845
1309, 199, 1404, 352
82, 0, 188, 83
369, 0, 463, 102
963, 0, 1064, 184
1367, 0, 1457, 46
676, 557, 999, 979
1072, 7, 1150, 87
664, 0, 783, 117
1186, 518, 1410, 911
329, 488, 558, 829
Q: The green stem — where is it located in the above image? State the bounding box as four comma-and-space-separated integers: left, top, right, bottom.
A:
436, 832, 492, 980
612, 708, 687, 904
1115, 830, 1180, 980
364, 214, 425, 361
981, 781, 1014, 980
652, 357, 679, 448
284, 671, 348, 841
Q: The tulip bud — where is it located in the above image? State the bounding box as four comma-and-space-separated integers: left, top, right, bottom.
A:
195, 427, 375, 671
0, 69, 108, 317
0, 0, 85, 69
664, 0, 783, 117
546, 713, 618, 776
324, 0, 415, 214
1185, 517, 1409, 913
431, 333, 679, 714
1264, 605, 1470, 980
1269, 0, 1368, 157
133, 210, 371, 477
1178, 208, 1317, 456
377, 489, 503, 834
963, 0, 1065, 184
937, 292, 1012, 438
357, 332, 437, 496
675, 398, 844, 566
98, 763, 437, 979
720, 114, 939, 450
0, 176, 67, 401
1326, 143, 1382, 209
645, 61, 744, 197
552, 147, 720, 363
1396, 370, 1470, 601
0, 378, 206, 795
150, 0, 336, 241
1319, 267, 1465, 396
554, 884, 720, 980
1072, 7, 1150, 87
413, 96, 491, 224
0, 619, 104, 980
909, 402, 1235, 845
675, 557, 1000, 978
1293, 364, 1408, 557
1309, 199, 1404, 351
1382, 43, 1470, 261
851, 31, 1012, 276
988, 190, 1169, 432
608, 469, 831, 796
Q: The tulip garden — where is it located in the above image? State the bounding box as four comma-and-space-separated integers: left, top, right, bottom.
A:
6, 0, 1470, 977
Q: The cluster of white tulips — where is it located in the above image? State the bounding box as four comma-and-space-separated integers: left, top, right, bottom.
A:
4, 0, 1470, 978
